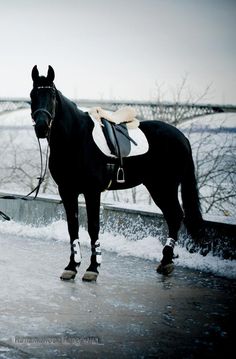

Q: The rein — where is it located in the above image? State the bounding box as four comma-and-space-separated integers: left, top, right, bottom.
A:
0, 138, 50, 221
23, 138, 50, 199
0, 84, 55, 221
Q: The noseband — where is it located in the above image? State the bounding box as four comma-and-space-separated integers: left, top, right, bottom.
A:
31, 108, 53, 121
31, 86, 56, 125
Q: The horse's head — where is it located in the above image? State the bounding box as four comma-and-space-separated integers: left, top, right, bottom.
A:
30, 65, 56, 138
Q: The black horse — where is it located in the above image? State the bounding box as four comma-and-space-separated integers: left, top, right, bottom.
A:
30, 65, 203, 281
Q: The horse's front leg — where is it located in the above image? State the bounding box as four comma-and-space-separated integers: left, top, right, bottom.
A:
59, 188, 81, 281
82, 191, 101, 282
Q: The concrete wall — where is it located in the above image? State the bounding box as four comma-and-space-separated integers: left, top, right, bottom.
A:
0, 191, 235, 259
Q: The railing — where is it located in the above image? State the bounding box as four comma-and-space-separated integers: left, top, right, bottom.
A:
1, 98, 236, 123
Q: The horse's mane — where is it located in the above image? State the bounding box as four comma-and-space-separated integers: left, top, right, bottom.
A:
54, 89, 90, 138
56, 89, 81, 116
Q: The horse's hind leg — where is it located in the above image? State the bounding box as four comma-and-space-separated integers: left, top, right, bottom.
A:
82, 191, 102, 282
59, 188, 81, 281
146, 184, 183, 275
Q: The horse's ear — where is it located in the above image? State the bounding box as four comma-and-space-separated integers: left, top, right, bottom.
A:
47, 65, 55, 82
31, 65, 39, 82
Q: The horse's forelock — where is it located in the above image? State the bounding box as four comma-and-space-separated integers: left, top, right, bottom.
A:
33, 76, 54, 87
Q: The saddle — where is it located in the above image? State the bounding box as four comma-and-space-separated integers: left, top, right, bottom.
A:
89, 106, 139, 129
89, 106, 139, 183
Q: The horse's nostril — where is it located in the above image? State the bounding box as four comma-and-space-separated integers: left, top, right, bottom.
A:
34, 123, 48, 138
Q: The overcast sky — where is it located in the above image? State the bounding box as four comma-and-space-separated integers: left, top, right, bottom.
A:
0, 0, 235, 104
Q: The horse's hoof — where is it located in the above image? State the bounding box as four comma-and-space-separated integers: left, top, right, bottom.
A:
156, 262, 174, 275
60, 270, 77, 281
82, 271, 98, 282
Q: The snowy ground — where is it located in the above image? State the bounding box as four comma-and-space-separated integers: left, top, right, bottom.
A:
0, 219, 235, 280
0, 231, 235, 359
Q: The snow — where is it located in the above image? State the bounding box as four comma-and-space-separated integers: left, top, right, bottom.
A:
0, 219, 235, 279
179, 112, 236, 130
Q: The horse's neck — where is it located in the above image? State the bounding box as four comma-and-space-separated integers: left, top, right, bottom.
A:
54, 92, 90, 141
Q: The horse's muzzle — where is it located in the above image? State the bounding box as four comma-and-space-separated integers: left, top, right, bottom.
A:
34, 119, 49, 138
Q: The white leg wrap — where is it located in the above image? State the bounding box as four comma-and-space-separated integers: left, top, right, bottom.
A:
72, 239, 82, 263
165, 237, 175, 249
92, 240, 102, 264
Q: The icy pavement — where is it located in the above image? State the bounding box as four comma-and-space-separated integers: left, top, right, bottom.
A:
0, 233, 235, 359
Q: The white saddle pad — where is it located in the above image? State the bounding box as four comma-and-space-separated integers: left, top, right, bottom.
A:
90, 115, 149, 158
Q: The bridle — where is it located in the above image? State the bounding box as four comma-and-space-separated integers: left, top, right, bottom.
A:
31, 85, 56, 129
32, 108, 53, 121
26, 86, 55, 200
0, 85, 57, 221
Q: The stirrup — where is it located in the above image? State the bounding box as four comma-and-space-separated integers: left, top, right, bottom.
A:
117, 167, 125, 183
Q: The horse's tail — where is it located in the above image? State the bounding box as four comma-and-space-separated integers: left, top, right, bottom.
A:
181, 147, 204, 239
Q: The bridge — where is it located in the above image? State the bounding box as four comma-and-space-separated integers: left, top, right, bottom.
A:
1, 98, 236, 123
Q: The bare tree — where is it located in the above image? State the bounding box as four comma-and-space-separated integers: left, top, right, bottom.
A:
183, 121, 236, 216
0, 128, 57, 195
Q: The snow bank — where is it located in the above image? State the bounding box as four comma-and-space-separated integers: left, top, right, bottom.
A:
0, 219, 235, 279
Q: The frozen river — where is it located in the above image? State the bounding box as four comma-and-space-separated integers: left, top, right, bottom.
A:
0, 230, 235, 358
